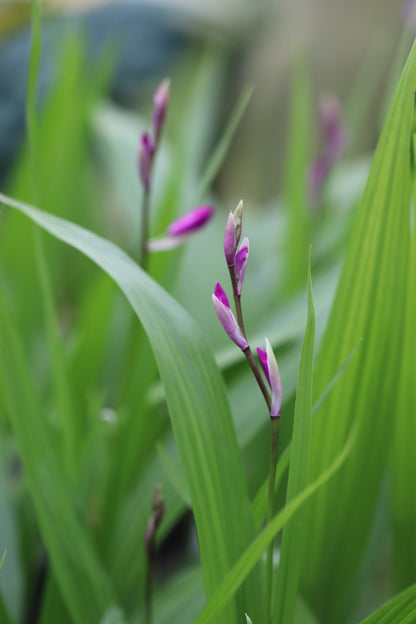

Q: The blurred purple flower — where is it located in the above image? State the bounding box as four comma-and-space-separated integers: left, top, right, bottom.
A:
147, 205, 214, 252
309, 94, 346, 205
152, 78, 170, 145
138, 132, 155, 192
212, 282, 248, 350
168, 205, 214, 237
235, 236, 249, 295
257, 338, 282, 418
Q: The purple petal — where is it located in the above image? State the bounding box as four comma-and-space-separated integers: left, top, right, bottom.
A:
167, 205, 214, 237
224, 211, 237, 266
152, 78, 170, 144
214, 282, 230, 308
265, 338, 282, 418
212, 293, 248, 350
138, 132, 155, 191
235, 237, 249, 295
257, 347, 270, 386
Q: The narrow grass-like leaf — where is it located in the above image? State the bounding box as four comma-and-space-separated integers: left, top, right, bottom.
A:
273, 251, 315, 624
195, 84, 253, 203
0, 552, 13, 624
301, 40, 416, 622
252, 343, 357, 530
391, 195, 416, 589
358, 583, 416, 624
0, 287, 116, 623
193, 425, 356, 624
0, 193, 263, 623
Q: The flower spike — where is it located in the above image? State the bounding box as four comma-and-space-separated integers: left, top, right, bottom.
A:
212, 282, 248, 350
257, 338, 282, 418
235, 236, 249, 295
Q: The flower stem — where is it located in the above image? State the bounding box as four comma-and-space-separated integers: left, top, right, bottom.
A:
139, 189, 150, 270
264, 417, 280, 624
228, 264, 272, 412
243, 346, 272, 413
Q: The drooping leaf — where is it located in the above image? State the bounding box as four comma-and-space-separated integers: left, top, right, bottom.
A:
0, 192, 263, 623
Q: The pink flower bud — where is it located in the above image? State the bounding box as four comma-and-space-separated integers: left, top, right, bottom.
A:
212, 282, 248, 350
224, 211, 237, 266
235, 237, 249, 295
152, 78, 170, 145
257, 338, 282, 418
233, 199, 243, 248
167, 205, 214, 237
138, 132, 155, 192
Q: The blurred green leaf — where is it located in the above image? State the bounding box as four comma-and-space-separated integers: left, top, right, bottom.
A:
0, 286, 117, 622
358, 583, 416, 624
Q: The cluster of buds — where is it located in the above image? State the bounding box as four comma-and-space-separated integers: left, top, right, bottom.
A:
138, 79, 215, 256
308, 94, 346, 205
212, 201, 282, 419
138, 78, 170, 194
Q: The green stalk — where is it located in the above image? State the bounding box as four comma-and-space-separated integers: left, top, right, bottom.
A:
139, 190, 150, 269
265, 418, 280, 624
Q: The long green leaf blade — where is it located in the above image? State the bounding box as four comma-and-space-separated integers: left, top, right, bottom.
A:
273, 250, 315, 623
301, 40, 416, 622
193, 425, 356, 624
0, 193, 262, 623
359, 583, 416, 624
0, 288, 116, 623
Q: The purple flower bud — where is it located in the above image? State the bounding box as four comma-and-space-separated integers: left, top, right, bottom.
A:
138, 132, 155, 192
233, 200, 243, 248
319, 95, 346, 161
167, 205, 214, 237
152, 78, 170, 145
224, 211, 237, 266
147, 205, 214, 252
235, 237, 249, 295
212, 282, 248, 350
223, 200, 243, 266
257, 338, 282, 418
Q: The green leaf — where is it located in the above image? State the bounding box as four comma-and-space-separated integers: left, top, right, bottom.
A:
300, 40, 416, 621
392, 192, 416, 589
192, 425, 356, 624
0, 192, 263, 623
358, 583, 416, 624
195, 84, 253, 203
0, 287, 116, 622
273, 250, 315, 624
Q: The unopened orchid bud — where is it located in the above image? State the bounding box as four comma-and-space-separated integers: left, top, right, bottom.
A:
138, 132, 155, 192
167, 205, 214, 237
212, 282, 248, 350
147, 205, 214, 252
224, 211, 237, 266
152, 78, 170, 145
319, 95, 346, 161
235, 236, 249, 295
233, 200, 243, 248
257, 338, 282, 418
